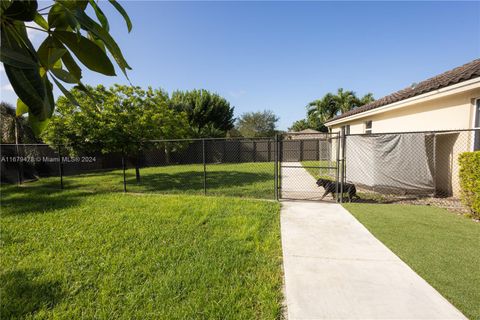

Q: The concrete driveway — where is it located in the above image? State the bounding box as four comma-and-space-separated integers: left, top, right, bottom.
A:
281, 201, 466, 320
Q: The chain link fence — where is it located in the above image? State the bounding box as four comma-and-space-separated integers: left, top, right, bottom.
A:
1, 129, 478, 211
1, 137, 278, 200
338, 129, 479, 211
279, 133, 340, 201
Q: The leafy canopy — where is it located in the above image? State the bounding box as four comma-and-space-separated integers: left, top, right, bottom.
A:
0, 102, 37, 144
170, 89, 235, 138
290, 88, 374, 132
41, 85, 189, 155
0, 0, 132, 134
288, 116, 325, 133
236, 110, 279, 138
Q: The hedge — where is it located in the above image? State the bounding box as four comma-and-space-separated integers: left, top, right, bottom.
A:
458, 151, 480, 219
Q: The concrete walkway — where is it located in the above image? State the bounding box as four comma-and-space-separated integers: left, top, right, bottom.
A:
281, 201, 466, 320
281, 161, 331, 201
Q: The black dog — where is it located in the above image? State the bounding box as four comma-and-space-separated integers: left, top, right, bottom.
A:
316, 178, 358, 202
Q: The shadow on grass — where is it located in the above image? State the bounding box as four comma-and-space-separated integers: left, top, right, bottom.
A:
127, 170, 273, 192
1, 169, 274, 215
0, 270, 63, 319
1, 182, 101, 216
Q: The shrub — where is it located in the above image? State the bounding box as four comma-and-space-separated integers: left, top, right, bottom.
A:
458, 151, 480, 219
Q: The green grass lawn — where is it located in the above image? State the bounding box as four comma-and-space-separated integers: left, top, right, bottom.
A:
1, 187, 283, 319
344, 203, 480, 319
13, 162, 275, 199
300, 160, 336, 181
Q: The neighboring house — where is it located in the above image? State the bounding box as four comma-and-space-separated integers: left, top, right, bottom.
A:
325, 59, 480, 198
283, 129, 331, 162
285, 128, 324, 140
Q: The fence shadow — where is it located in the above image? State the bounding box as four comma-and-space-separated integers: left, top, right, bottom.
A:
1, 184, 98, 216
0, 270, 63, 318
128, 170, 273, 192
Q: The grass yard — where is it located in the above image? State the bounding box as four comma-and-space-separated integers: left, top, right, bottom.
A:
15, 162, 275, 199
1, 187, 283, 319
344, 203, 480, 319
300, 160, 336, 181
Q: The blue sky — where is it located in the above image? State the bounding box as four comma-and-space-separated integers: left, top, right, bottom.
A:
0, 1, 479, 130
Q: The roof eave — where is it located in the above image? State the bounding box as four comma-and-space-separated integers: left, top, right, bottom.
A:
324, 77, 480, 127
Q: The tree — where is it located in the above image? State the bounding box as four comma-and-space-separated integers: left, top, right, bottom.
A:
170, 89, 235, 137
288, 119, 309, 132
306, 88, 374, 128
0, 102, 37, 144
0, 0, 132, 134
236, 110, 279, 138
289, 111, 326, 132
41, 85, 189, 182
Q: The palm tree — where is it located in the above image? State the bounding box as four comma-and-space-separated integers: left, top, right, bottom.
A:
307, 93, 338, 123
0, 102, 36, 144
357, 92, 375, 106
334, 88, 359, 114
306, 89, 375, 126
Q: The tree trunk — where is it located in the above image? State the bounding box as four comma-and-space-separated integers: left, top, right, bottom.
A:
135, 163, 141, 184
165, 144, 171, 165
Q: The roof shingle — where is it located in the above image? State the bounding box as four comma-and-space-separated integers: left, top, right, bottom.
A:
326, 59, 480, 123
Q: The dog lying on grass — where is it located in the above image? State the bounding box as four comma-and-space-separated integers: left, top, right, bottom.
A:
316, 178, 358, 202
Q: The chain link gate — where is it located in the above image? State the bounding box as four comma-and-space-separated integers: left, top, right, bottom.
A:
276, 132, 342, 202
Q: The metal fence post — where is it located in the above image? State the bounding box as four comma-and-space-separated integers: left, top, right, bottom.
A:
202, 139, 207, 195
278, 134, 283, 199
432, 133, 437, 197
122, 154, 127, 193
339, 127, 346, 203
274, 135, 278, 200
335, 133, 340, 203
15, 143, 21, 186
300, 140, 304, 161
57, 145, 64, 189
267, 140, 271, 162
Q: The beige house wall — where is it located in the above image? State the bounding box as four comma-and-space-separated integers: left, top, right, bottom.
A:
327, 84, 480, 198
329, 88, 480, 134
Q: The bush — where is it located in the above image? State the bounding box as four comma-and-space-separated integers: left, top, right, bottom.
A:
458, 151, 480, 219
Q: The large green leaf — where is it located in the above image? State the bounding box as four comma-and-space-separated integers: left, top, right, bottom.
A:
16, 99, 29, 116
51, 68, 77, 83
57, 0, 88, 11
1, 23, 52, 121
37, 37, 67, 69
2, 20, 37, 57
48, 3, 80, 32
73, 9, 130, 77
87, 31, 106, 53
33, 12, 48, 30
53, 30, 115, 76
28, 113, 50, 136
108, 0, 132, 32
51, 75, 79, 106
88, 0, 109, 31
0, 46, 37, 69
61, 50, 82, 81
5, 64, 51, 120
3, 0, 38, 21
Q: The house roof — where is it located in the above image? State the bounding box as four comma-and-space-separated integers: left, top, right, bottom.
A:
294, 129, 321, 134
325, 58, 480, 124
286, 128, 322, 136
